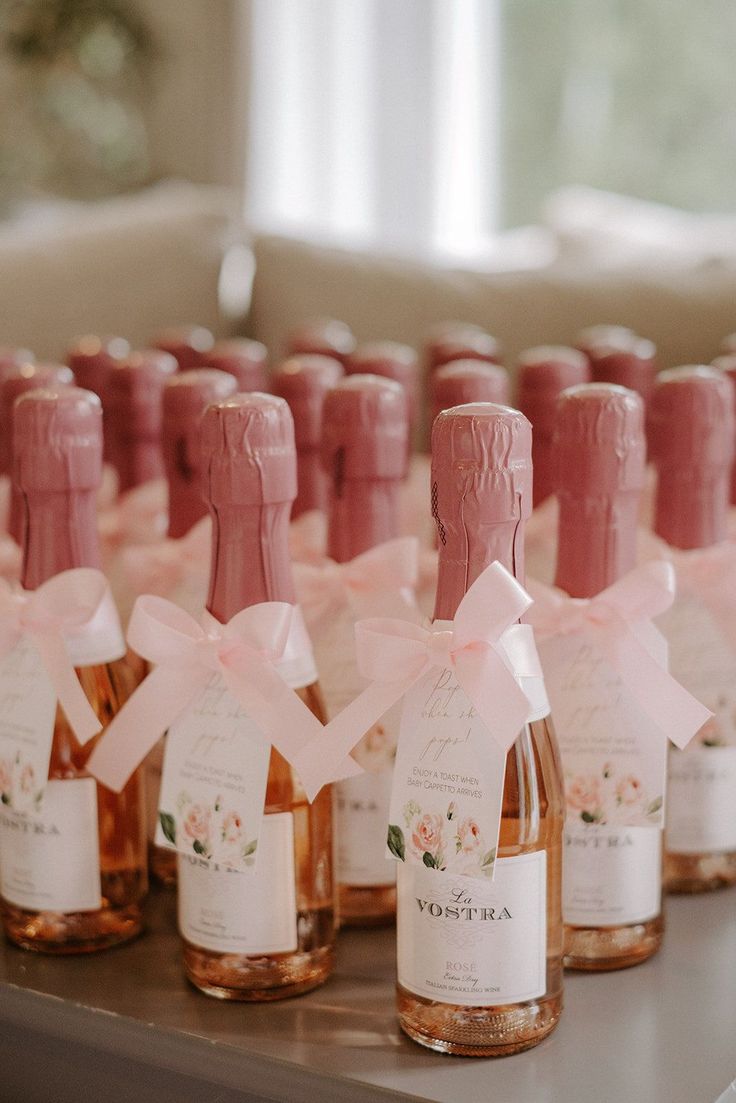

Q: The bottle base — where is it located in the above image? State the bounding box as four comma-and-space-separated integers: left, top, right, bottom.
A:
665, 851, 736, 894
563, 915, 663, 972
397, 987, 563, 1057
183, 943, 334, 1001
2, 902, 144, 955
338, 882, 395, 928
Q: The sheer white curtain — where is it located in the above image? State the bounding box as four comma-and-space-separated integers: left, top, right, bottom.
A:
246, 0, 500, 258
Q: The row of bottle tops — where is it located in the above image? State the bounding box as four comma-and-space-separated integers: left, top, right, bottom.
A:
1, 318, 736, 529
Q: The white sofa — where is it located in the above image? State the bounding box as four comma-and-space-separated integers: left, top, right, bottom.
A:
0, 182, 246, 360
250, 188, 736, 374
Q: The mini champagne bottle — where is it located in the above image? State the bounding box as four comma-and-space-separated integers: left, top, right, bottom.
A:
319, 374, 410, 926
649, 367, 736, 892
397, 402, 564, 1056
554, 383, 664, 969
178, 393, 335, 999
0, 387, 147, 952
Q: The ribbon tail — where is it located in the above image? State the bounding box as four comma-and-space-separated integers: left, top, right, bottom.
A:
456, 648, 533, 753
292, 676, 416, 802
32, 630, 102, 745
87, 664, 208, 792
596, 625, 712, 750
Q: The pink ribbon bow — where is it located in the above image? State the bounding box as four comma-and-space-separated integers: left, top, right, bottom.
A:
527, 560, 712, 749
0, 569, 111, 745
293, 561, 536, 800
120, 516, 211, 598
87, 595, 359, 794
294, 536, 419, 625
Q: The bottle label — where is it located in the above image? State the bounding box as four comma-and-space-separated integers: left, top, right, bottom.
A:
388, 666, 507, 881
0, 639, 58, 813
563, 823, 661, 926
397, 852, 547, 1007
538, 633, 667, 829
659, 594, 736, 853
336, 769, 396, 887
177, 812, 298, 954
155, 670, 271, 873
0, 778, 101, 912
666, 746, 736, 853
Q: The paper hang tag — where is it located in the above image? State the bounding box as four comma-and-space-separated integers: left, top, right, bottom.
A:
539, 633, 667, 829
155, 670, 271, 874
386, 665, 507, 883
0, 638, 58, 811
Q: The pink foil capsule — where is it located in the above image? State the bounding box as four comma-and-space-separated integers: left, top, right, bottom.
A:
106, 349, 177, 493
202, 338, 270, 393
273, 354, 344, 518
152, 325, 215, 371
286, 318, 356, 367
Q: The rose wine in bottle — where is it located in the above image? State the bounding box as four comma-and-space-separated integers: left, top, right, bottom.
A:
152, 325, 214, 371
178, 393, 335, 999
0, 388, 147, 952
320, 375, 409, 926
106, 350, 177, 492
1, 363, 74, 545
397, 403, 564, 1056
516, 347, 590, 507
649, 367, 736, 892
142, 369, 239, 888
286, 318, 356, 367
554, 383, 664, 970
202, 338, 269, 393
67, 335, 130, 462
272, 355, 343, 518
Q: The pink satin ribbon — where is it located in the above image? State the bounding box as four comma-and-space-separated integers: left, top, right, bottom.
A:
99, 478, 168, 550
87, 596, 360, 794
289, 509, 327, 564
527, 560, 712, 749
293, 561, 536, 800
294, 536, 419, 623
120, 516, 211, 598
0, 569, 113, 744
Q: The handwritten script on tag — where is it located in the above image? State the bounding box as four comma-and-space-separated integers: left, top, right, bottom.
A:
0, 640, 58, 812
155, 670, 271, 873
386, 667, 506, 881
540, 636, 666, 828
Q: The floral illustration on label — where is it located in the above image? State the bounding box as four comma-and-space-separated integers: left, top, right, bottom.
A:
388, 799, 496, 877
0, 752, 45, 813
159, 790, 258, 868
566, 762, 662, 827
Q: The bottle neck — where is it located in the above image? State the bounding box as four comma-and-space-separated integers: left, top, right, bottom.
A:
206, 502, 296, 622
531, 436, 555, 508
115, 438, 164, 494
555, 493, 638, 598
167, 465, 205, 540
21, 490, 102, 590
654, 470, 728, 549
327, 478, 402, 563
433, 517, 524, 621
293, 449, 327, 518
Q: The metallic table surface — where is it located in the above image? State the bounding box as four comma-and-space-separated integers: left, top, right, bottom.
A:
0, 885, 734, 1103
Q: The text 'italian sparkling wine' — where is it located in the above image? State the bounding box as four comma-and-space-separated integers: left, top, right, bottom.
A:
178, 393, 335, 998
396, 403, 564, 1056
0, 387, 147, 952
319, 374, 411, 926
649, 367, 736, 892
550, 384, 664, 969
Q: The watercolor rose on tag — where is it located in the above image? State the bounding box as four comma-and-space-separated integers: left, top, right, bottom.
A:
158, 791, 258, 869
387, 800, 496, 877
566, 764, 662, 827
